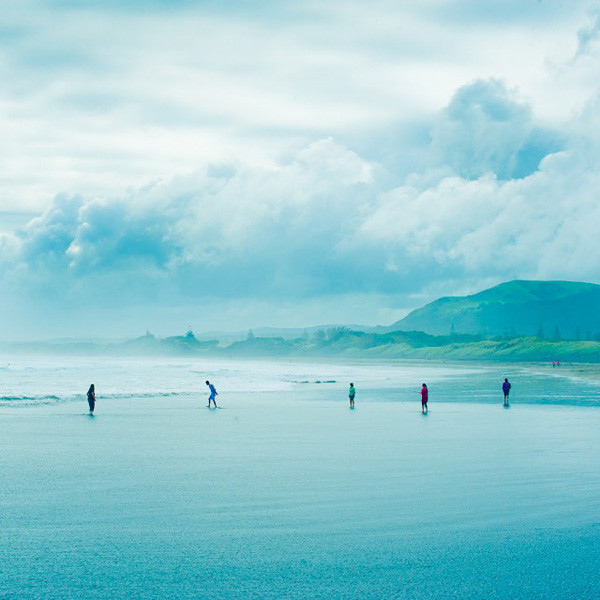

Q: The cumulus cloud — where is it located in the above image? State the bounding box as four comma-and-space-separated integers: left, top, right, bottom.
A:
2, 81, 600, 339
358, 149, 600, 287
1, 140, 382, 312
0, 0, 594, 213
575, 7, 600, 58
429, 79, 563, 180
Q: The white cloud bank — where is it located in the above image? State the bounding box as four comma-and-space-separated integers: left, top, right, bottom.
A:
2, 76, 600, 338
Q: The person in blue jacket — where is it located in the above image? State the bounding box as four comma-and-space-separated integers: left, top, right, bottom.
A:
502, 378, 511, 405
206, 380, 218, 408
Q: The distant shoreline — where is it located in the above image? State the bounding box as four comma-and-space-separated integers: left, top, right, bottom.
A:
527, 362, 600, 384
2, 330, 600, 363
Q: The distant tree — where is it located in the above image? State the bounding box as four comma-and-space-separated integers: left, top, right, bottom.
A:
314, 329, 326, 342
575, 327, 581, 341
326, 326, 350, 341
553, 326, 561, 341
537, 324, 545, 339
247, 329, 255, 340
450, 321, 456, 336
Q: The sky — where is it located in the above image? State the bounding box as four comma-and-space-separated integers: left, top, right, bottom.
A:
1, 0, 600, 339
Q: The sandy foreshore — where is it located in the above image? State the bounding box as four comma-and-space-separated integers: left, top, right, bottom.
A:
1, 389, 600, 599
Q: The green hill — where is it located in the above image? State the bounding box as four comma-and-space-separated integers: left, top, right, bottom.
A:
387, 280, 600, 339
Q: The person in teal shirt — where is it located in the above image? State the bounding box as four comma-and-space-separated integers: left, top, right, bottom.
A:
348, 383, 356, 408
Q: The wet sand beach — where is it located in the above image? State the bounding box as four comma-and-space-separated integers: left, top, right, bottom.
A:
1, 357, 600, 599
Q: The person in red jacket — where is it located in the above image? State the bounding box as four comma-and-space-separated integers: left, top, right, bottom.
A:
421, 383, 428, 414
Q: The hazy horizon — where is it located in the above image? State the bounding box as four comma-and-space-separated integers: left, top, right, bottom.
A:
2, 1, 600, 339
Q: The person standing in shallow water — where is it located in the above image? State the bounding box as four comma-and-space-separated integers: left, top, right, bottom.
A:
205, 380, 218, 408
421, 383, 428, 414
348, 383, 356, 408
502, 378, 511, 406
87, 384, 96, 413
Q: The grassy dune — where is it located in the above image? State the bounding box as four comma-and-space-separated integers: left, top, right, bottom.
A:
225, 331, 600, 362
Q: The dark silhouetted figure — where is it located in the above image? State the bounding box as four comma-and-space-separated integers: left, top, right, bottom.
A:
348, 383, 356, 408
421, 383, 428, 414
502, 378, 511, 406
206, 380, 218, 408
87, 384, 96, 413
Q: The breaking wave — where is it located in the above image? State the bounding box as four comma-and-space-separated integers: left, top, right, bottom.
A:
0, 391, 190, 406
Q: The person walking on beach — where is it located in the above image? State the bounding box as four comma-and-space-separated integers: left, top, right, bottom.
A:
348, 383, 356, 408
87, 384, 96, 413
502, 378, 511, 405
421, 383, 428, 414
205, 380, 218, 408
